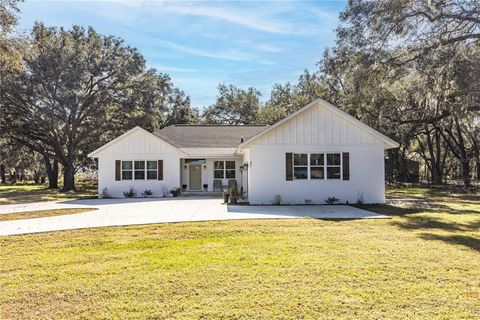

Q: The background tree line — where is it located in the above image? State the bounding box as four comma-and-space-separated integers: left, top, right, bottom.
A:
201, 0, 480, 188
1, 0, 479, 190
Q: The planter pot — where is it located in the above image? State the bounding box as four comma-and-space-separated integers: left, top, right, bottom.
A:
229, 196, 238, 204
223, 193, 230, 204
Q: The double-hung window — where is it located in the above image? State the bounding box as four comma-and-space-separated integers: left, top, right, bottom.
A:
310, 154, 325, 179
225, 161, 236, 178
134, 161, 145, 180
122, 161, 133, 180
293, 154, 308, 179
214, 160, 236, 179
146, 161, 158, 180
214, 161, 224, 179
326, 154, 341, 179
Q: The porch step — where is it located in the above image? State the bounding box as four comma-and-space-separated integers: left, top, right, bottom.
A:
181, 192, 222, 197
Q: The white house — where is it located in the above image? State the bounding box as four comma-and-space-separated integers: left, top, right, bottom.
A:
88, 98, 399, 204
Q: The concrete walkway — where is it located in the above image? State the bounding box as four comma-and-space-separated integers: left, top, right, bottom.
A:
0, 197, 388, 236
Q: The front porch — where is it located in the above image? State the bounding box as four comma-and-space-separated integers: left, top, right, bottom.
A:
179, 157, 247, 195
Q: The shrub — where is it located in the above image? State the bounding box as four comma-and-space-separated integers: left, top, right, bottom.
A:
141, 189, 153, 197
324, 196, 339, 205
356, 192, 364, 205
123, 187, 137, 198
101, 187, 111, 199
161, 186, 169, 197
272, 194, 281, 205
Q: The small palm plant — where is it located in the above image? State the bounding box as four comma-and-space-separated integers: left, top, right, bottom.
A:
229, 184, 238, 204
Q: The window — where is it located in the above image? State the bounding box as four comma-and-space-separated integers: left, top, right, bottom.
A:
121, 161, 133, 180
134, 161, 145, 180
289, 153, 342, 181
121, 160, 159, 180
327, 153, 341, 179
310, 154, 324, 179
214, 160, 236, 179
214, 161, 224, 179
293, 153, 308, 179
226, 161, 236, 178
146, 161, 157, 180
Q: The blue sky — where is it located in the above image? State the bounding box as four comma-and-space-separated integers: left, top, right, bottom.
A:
18, 1, 346, 109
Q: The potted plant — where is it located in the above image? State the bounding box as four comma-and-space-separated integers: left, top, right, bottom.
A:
203, 184, 208, 191
170, 187, 181, 197
229, 184, 238, 204
222, 188, 230, 204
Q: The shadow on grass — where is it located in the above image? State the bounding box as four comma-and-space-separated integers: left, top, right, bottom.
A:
357, 201, 480, 252
356, 203, 479, 217
392, 216, 480, 232
419, 233, 480, 252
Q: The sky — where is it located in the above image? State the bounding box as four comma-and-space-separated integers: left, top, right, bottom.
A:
18, 0, 346, 109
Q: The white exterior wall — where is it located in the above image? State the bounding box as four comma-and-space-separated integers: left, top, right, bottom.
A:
245, 102, 387, 204
247, 144, 385, 204
96, 129, 183, 198
180, 158, 243, 192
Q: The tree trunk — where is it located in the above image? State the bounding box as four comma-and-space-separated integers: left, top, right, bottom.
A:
33, 170, 40, 184
425, 126, 443, 185
43, 155, 58, 189
461, 159, 471, 188
62, 162, 75, 191
0, 164, 5, 184
477, 157, 480, 182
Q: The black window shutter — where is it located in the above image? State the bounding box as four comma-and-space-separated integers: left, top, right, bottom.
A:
158, 160, 163, 180
286, 153, 293, 181
342, 152, 350, 180
115, 160, 121, 181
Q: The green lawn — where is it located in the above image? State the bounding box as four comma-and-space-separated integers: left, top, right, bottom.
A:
0, 182, 97, 205
0, 208, 96, 222
0, 187, 479, 319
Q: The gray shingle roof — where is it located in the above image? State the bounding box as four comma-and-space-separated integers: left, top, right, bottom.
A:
154, 125, 268, 148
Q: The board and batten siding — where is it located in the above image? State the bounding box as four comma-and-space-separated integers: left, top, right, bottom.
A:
256, 104, 379, 145
245, 102, 387, 204
95, 129, 182, 198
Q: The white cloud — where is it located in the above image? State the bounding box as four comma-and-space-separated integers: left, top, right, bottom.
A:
158, 40, 254, 61
150, 64, 199, 73
161, 3, 290, 33
256, 44, 283, 53
156, 2, 311, 35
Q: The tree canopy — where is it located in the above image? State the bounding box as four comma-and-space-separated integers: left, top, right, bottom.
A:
202, 84, 260, 125
1, 23, 198, 190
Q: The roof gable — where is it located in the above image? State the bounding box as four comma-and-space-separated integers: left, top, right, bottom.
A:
88, 126, 183, 157
239, 98, 399, 149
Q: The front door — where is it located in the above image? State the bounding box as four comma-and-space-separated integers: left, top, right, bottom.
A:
189, 164, 202, 191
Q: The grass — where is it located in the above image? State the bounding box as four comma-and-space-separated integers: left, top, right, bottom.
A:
0, 187, 479, 319
0, 181, 97, 205
0, 208, 96, 222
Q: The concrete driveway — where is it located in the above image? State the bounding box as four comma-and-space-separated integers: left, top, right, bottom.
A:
0, 197, 388, 236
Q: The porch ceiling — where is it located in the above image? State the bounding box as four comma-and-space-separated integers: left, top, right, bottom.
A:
179, 148, 239, 157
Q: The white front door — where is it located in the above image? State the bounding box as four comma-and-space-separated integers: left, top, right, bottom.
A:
189, 164, 202, 191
